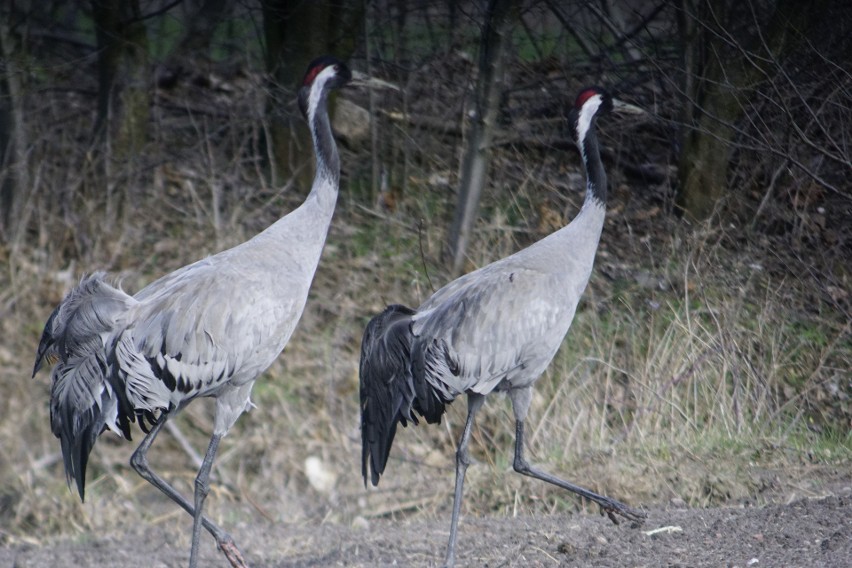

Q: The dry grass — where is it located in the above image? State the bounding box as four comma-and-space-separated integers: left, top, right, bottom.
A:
1, 67, 849, 549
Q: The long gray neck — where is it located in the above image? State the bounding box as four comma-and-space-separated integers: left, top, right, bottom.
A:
307, 91, 340, 211
530, 114, 608, 273
580, 124, 607, 207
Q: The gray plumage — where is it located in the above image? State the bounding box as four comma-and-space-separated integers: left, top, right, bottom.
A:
360, 87, 646, 568
33, 55, 353, 568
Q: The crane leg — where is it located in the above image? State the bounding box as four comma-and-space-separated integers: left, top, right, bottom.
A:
442, 393, 485, 568
129, 414, 249, 568
189, 433, 221, 568
511, 419, 646, 524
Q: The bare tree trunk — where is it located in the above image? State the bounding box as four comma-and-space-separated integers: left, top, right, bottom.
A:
676, 0, 741, 221
90, 0, 150, 235
0, 12, 31, 247
91, 0, 150, 155
676, 0, 827, 221
677, 78, 740, 221
446, 0, 515, 276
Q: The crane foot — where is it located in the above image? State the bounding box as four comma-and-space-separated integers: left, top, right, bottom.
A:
600, 501, 647, 526
218, 536, 249, 568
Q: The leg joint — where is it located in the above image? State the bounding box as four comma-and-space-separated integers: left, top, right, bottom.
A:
513, 456, 530, 474
195, 475, 210, 497
129, 449, 146, 472
456, 447, 471, 468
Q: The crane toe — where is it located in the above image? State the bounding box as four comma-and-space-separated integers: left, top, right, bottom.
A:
218, 537, 249, 568
602, 501, 647, 526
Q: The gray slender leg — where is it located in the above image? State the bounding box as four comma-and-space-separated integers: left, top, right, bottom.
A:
129, 415, 249, 568
512, 420, 646, 524
190, 433, 221, 568
443, 393, 485, 568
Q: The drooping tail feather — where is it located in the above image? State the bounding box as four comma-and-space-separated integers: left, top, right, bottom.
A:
359, 304, 448, 487
34, 273, 133, 500
50, 353, 117, 500
359, 304, 416, 487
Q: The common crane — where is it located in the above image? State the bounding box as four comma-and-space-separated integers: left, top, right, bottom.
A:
33, 55, 357, 568
360, 87, 647, 567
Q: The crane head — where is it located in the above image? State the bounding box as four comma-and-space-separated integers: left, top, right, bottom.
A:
567, 86, 612, 144
568, 86, 644, 144
298, 56, 353, 119
302, 55, 352, 90
574, 86, 614, 116
298, 56, 400, 120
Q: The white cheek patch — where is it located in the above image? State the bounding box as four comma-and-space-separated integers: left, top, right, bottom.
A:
307, 66, 339, 123
576, 94, 603, 153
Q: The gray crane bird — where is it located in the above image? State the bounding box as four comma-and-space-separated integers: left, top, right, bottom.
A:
32, 55, 355, 568
360, 87, 647, 567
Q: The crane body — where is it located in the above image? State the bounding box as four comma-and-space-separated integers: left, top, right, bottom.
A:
34, 55, 354, 568
360, 87, 646, 567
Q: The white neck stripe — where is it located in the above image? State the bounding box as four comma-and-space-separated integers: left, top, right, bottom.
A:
576, 94, 602, 151
307, 66, 338, 124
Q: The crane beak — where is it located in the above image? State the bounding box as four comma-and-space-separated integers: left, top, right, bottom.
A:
349, 70, 401, 91
611, 99, 645, 115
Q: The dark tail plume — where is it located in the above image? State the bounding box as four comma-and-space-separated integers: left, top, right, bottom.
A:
50, 353, 118, 500
359, 304, 428, 486
34, 273, 132, 500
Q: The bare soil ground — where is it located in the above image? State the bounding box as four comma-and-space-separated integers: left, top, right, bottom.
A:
5, 472, 850, 568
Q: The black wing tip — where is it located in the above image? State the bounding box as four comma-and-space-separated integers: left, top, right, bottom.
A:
54, 398, 104, 506
74, 440, 90, 502
360, 418, 394, 490
361, 447, 386, 488
74, 475, 86, 502
361, 460, 383, 488
360, 304, 416, 487
59, 437, 89, 503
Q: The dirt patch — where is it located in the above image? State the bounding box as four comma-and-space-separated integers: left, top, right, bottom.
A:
5, 484, 850, 568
